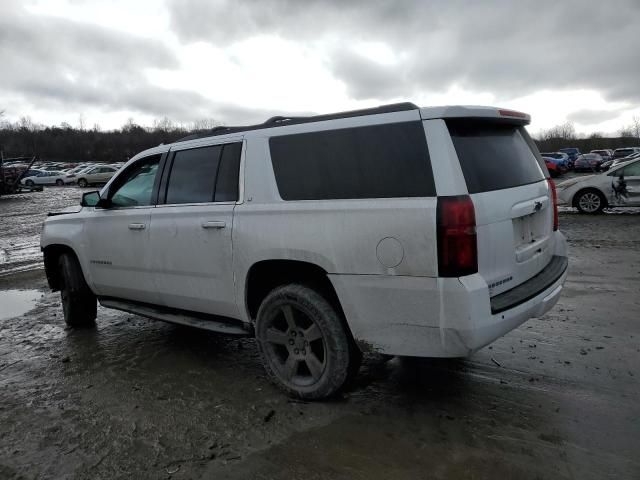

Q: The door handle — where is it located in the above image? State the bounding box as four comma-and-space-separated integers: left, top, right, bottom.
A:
201, 221, 226, 229
128, 223, 146, 230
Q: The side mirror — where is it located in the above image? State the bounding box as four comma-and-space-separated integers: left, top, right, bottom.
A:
81, 191, 101, 207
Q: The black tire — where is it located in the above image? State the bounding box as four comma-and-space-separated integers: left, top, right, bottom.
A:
78, 178, 88, 188
255, 284, 356, 400
59, 253, 97, 327
25, 179, 34, 186
55, 179, 64, 186
575, 188, 606, 214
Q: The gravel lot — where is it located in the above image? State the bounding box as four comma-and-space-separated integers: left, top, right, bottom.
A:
1, 185, 639, 479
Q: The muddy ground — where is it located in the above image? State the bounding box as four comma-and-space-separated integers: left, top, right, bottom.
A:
1, 186, 639, 479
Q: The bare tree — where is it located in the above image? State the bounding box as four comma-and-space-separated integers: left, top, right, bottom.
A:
191, 118, 219, 131
18, 116, 36, 131
152, 116, 175, 132
618, 126, 634, 137
541, 121, 576, 141
631, 116, 640, 139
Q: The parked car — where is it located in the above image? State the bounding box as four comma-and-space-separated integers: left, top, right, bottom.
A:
590, 149, 613, 162
558, 147, 581, 167
20, 170, 74, 186
543, 156, 562, 177
610, 152, 640, 168
600, 159, 615, 171
75, 165, 118, 187
573, 153, 604, 172
541, 152, 569, 171
41, 103, 567, 399
557, 157, 640, 213
612, 147, 640, 160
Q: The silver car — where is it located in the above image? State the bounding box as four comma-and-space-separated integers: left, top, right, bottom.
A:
75, 165, 118, 187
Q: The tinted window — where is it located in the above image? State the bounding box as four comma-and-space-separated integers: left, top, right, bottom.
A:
269, 122, 434, 200
214, 143, 242, 202
110, 155, 160, 208
166, 145, 221, 204
447, 120, 545, 194
622, 161, 640, 176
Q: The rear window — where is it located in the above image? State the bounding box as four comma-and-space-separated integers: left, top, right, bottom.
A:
615, 149, 633, 157
269, 121, 435, 200
446, 120, 545, 194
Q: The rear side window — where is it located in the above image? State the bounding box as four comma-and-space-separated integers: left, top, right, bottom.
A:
446, 120, 545, 194
164, 142, 242, 205
166, 145, 221, 204
214, 142, 242, 202
269, 121, 435, 200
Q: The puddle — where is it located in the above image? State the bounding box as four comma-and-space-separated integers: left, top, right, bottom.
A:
0, 289, 41, 320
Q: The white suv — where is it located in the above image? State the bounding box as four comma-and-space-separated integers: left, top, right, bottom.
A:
41, 103, 568, 399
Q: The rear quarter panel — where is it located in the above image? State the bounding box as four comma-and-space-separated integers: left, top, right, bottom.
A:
233, 132, 438, 320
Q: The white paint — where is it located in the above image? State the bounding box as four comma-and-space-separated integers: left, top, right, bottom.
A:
42, 105, 569, 356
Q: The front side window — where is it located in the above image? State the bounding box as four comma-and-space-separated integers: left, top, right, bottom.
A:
109, 155, 161, 208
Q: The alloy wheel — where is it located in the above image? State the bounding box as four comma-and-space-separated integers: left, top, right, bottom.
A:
578, 192, 601, 213
263, 304, 326, 386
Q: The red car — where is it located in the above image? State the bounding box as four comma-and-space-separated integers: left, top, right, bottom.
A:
543, 157, 561, 178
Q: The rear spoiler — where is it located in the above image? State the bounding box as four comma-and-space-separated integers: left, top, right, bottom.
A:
419, 106, 531, 125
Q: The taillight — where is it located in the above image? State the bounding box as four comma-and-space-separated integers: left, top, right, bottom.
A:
437, 195, 478, 277
547, 178, 559, 231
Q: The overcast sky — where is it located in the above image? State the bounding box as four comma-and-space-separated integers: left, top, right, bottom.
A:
1, 0, 639, 135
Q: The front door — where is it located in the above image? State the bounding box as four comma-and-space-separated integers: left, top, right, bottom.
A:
84, 154, 162, 303
148, 141, 242, 318
621, 160, 640, 205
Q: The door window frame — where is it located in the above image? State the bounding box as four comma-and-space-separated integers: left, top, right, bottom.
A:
157, 137, 245, 208
98, 152, 168, 210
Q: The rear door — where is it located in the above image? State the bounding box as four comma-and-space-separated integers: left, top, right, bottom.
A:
148, 140, 243, 318
445, 118, 554, 296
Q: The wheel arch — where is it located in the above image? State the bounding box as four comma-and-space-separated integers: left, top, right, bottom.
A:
42, 244, 83, 291
244, 260, 344, 320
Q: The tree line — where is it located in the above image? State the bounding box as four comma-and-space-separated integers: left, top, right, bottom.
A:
1, 112, 640, 163
0, 115, 218, 163
535, 117, 640, 153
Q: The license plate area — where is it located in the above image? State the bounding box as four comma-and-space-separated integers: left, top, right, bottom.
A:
513, 211, 549, 263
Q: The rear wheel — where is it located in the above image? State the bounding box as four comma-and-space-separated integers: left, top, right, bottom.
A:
59, 253, 97, 327
55, 179, 64, 186
575, 189, 606, 214
255, 284, 356, 400
78, 178, 88, 187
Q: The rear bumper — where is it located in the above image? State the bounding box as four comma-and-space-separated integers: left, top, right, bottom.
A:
330, 233, 568, 358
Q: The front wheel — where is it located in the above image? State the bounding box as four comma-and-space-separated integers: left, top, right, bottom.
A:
25, 179, 34, 186
255, 284, 357, 400
55, 179, 64, 186
59, 253, 97, 327
77, 178, 88, 188
575, 189, 606, 214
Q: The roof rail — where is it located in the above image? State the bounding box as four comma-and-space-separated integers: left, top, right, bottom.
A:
174, 102, 419, 143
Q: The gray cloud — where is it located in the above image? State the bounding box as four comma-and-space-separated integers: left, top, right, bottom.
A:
0, 3, 219, 123
567, 109, 623, 125
167, 0, 640, 104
